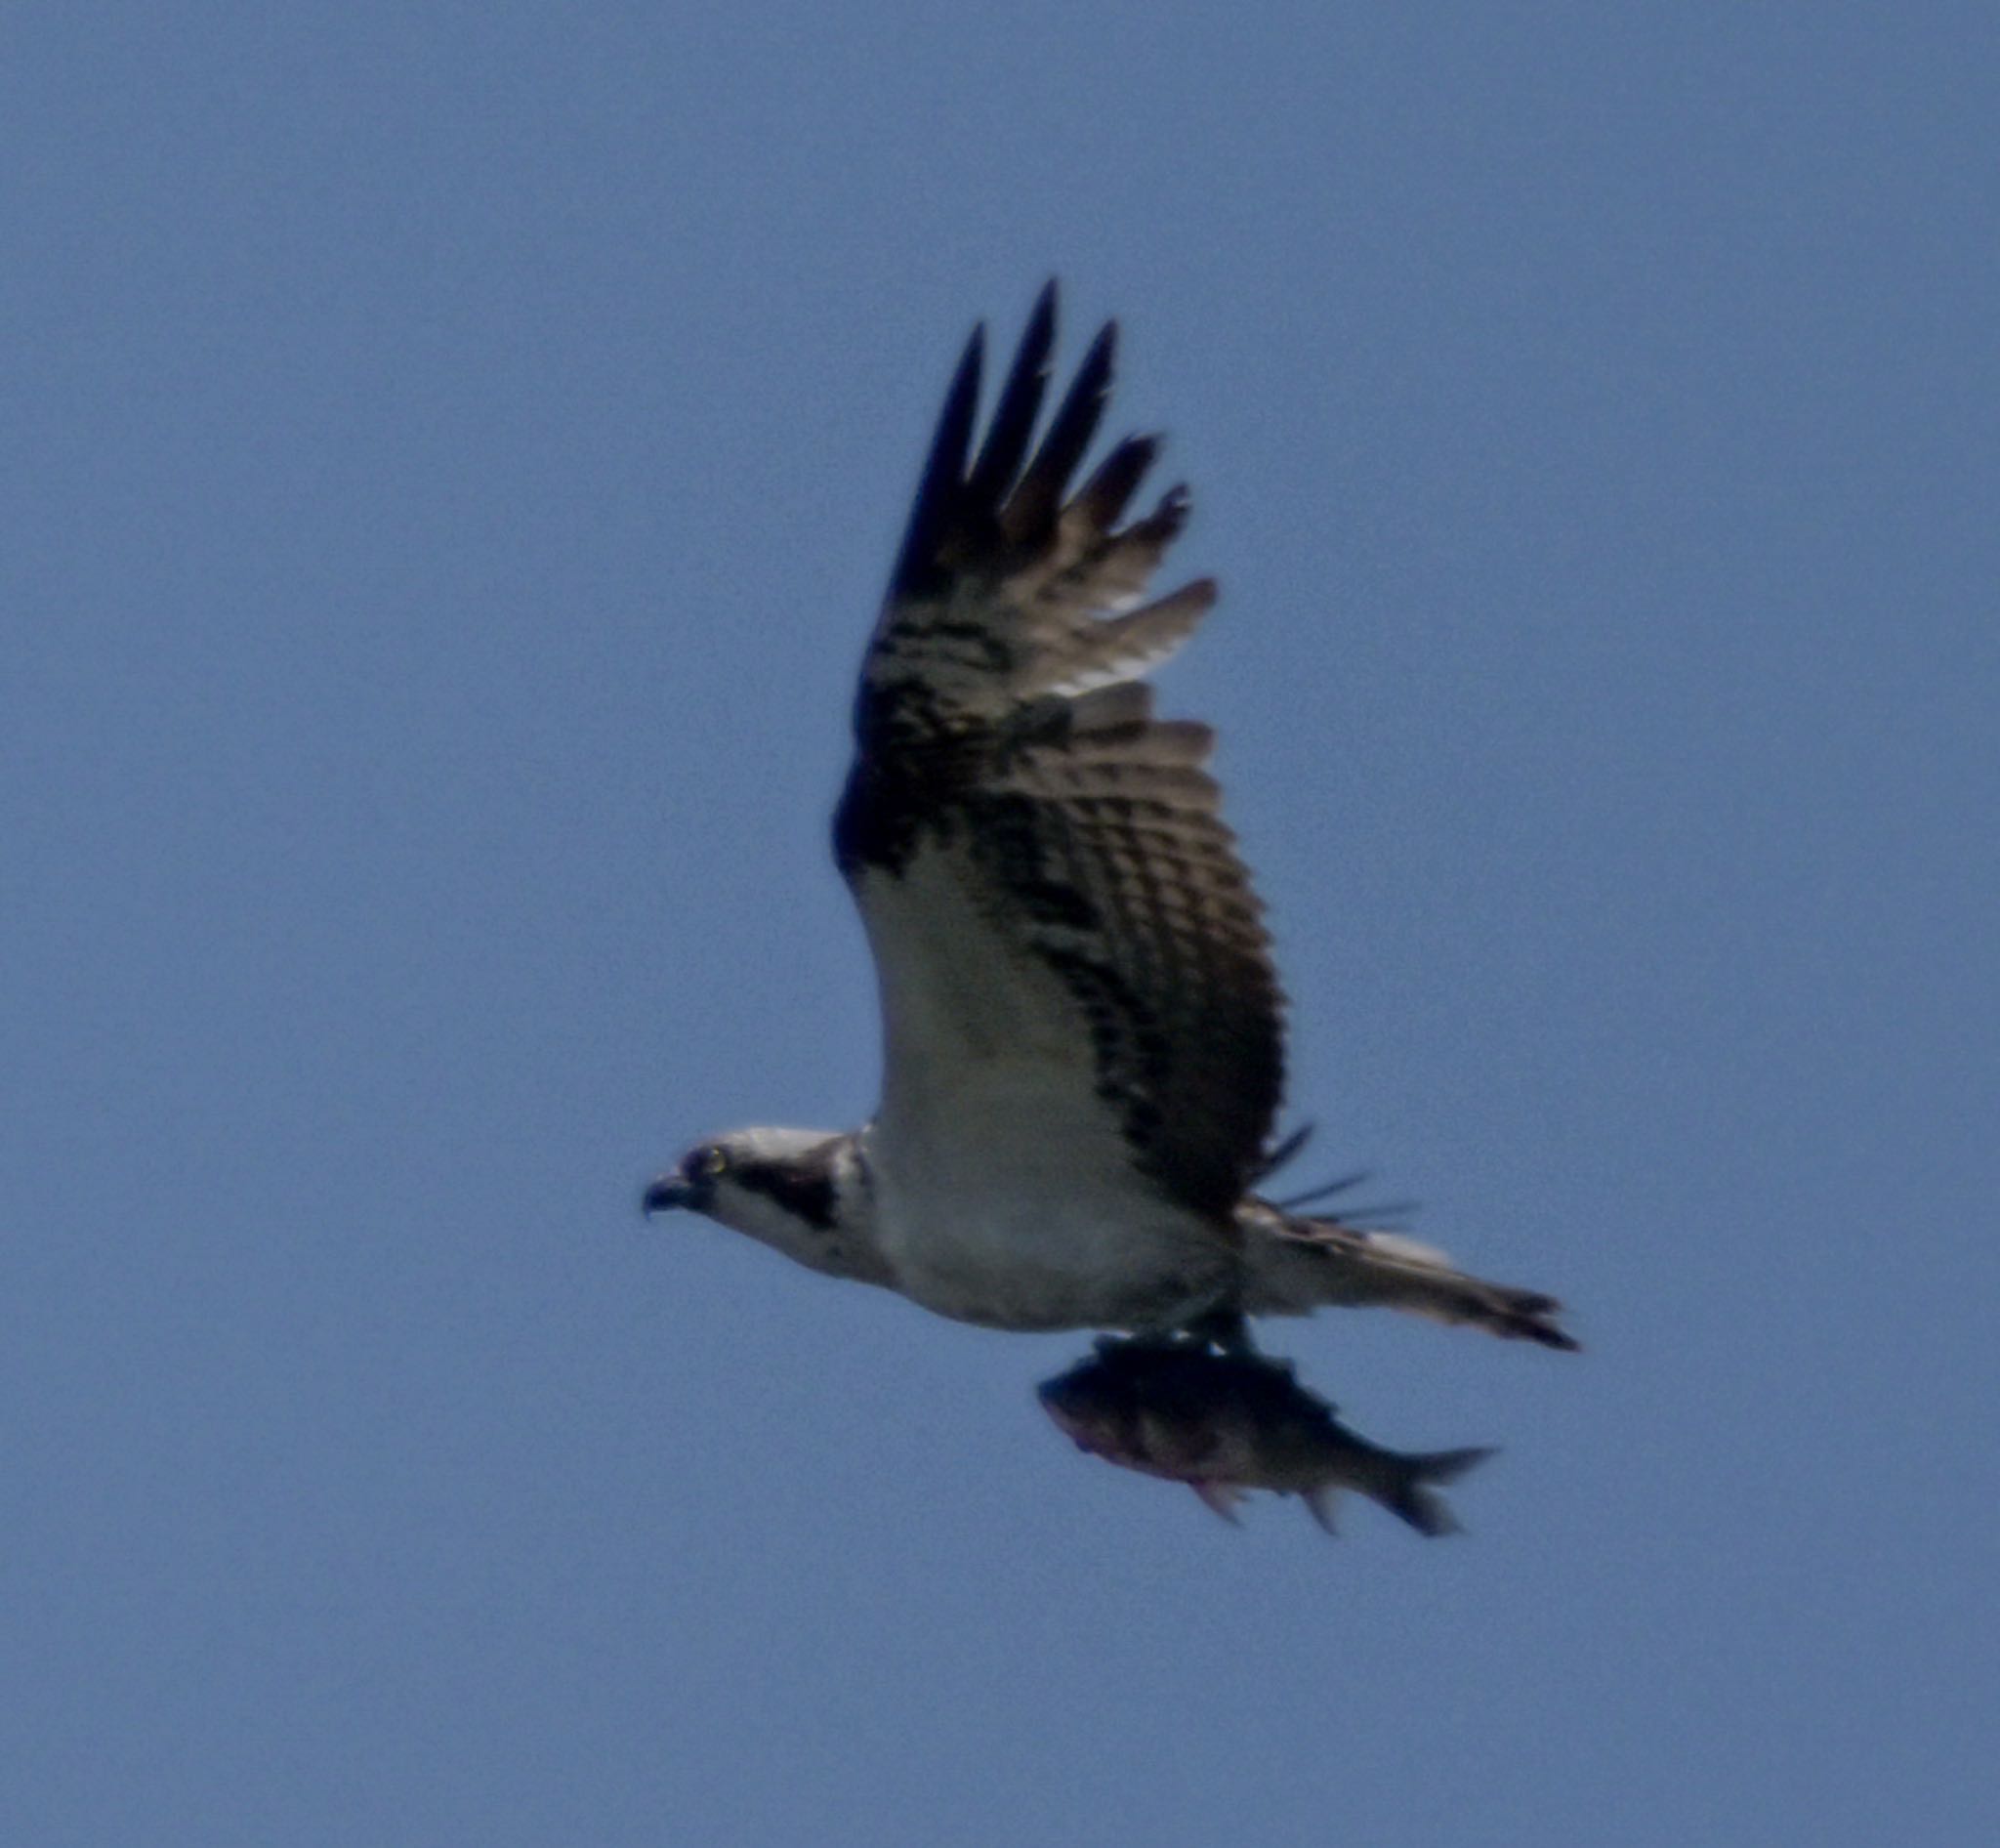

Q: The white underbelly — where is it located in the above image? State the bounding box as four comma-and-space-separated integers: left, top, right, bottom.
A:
870, 1141, 1233, 1332
854, 855, 1236, 1330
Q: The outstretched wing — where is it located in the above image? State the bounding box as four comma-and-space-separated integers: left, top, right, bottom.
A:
833, 286, 1283, 1221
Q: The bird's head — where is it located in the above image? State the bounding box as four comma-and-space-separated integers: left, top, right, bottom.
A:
642, 1127, 870, 1281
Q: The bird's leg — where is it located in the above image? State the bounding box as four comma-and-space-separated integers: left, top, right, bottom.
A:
1178, 1305, 1259, 1357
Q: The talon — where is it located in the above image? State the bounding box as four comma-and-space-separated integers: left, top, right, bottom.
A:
1179, 1306, 1257, 1356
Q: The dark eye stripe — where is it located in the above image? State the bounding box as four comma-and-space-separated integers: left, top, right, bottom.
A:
736, 1155, 839, 1231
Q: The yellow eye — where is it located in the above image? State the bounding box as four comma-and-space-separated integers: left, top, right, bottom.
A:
695, 1145, 729, 1180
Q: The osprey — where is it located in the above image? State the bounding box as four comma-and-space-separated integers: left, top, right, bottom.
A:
645, 286, 1573, 1356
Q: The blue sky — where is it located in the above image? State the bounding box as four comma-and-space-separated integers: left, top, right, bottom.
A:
6, 4, 1996, 1843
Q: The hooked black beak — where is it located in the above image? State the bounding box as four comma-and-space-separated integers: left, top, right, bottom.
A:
642, 1175, 694, 1217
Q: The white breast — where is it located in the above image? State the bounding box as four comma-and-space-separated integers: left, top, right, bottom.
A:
864, 1045, 1232, 1334
852, 841, 1238, 1331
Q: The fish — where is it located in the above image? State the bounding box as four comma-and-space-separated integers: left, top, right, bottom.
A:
1036, 1339, 1495, 1536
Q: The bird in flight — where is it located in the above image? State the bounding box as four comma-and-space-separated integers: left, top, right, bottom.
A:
644, 284, 1573, 1363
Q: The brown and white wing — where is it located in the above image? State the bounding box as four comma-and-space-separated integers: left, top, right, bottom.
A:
833, 287, 1284, 1221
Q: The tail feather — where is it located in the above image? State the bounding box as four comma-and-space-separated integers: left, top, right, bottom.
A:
1247, 1209, 1580, 1351
1380, 1446, 1497, 1537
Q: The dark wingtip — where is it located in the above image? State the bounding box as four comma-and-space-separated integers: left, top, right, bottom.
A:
890, 319, 985, 599
1031, 274, 1059, 332
1002, 313, 1119, 543
945, 321, 987, 443
1070, 433, 1158, 532
966, 286, 1060, 513
1505, 1291, 1581, 1352
1075, 315, 1117, 396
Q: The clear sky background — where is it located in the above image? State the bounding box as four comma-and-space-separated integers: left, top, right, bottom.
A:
6, 5, 1996, 1844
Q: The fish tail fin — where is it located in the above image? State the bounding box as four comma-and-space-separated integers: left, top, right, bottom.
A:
1380, 1446, 1497, 1537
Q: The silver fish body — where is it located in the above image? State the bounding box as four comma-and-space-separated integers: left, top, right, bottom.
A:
1037, 1340, 1494, 1536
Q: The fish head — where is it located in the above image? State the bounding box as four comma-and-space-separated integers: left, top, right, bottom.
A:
1037, 1356, 1140, 1459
